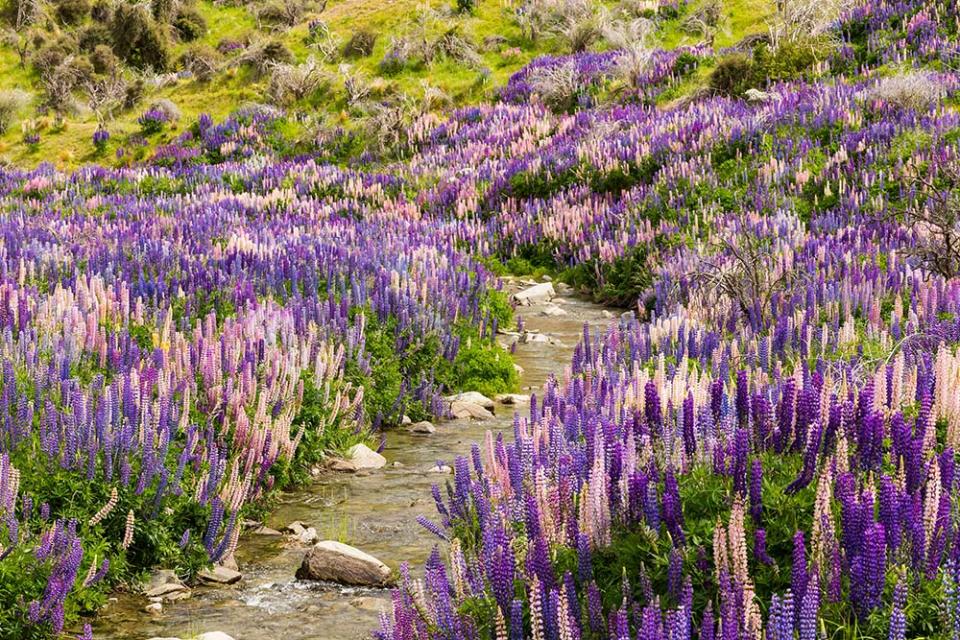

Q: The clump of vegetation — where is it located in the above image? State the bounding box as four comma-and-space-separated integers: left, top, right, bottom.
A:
0, 89, 29, 134
110, 3, 171, 70
343, 28, 377, 58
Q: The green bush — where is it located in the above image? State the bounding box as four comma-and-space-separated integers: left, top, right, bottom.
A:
111, 4, 171, 71
709, 53, 754, 97
343, 29, 377, 58
173, 6, 207, 42
54, 0, 90, 25
751, 39, 821, 85
91, 44, 119, 76
78, 24, 113, 52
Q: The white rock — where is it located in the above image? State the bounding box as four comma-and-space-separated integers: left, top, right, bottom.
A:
541, 274, 553, 282
521, 332, 551, 344
401, 415, 412, 425
296, 540, 393, 587
298, 527, 319, 545
198, 634, 237, 640
496, 393, 530, 405
540, 304, 568, 317
429, 464, 453, 473
512, 282, 555, 306
347, 443, 387, 470
601, 310, 615, 319
445, 391, 495, 409
144, 602, 163, 615
449, 401, 493, 420
409, 421, 436, 434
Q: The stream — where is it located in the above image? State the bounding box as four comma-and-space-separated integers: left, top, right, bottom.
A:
91, 283, 614, 640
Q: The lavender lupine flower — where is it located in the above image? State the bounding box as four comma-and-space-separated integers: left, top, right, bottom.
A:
888, 576, 907, 640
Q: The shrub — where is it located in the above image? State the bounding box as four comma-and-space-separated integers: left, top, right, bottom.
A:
237, 38, 293, 75
709, 53, 753, 96
179, 45, 221, 82
528, 59, 585, 112
256, 0, 304, 28
123, 77, 146, 109
32, 35, 78, 72
379, 37, 411, 74
455, 0, 475, 14
77, 23, 113, 52
90, 44, 119, 75
55, 0, 90, 24
0, 89, 29, 134
342, 28, 377, 58
751, 39, 821, 84
90, 0, 112, 21
266, 56, 332, 105
173, 6, 207, 42
865, 70, 946, 112
111, 4, 171, 71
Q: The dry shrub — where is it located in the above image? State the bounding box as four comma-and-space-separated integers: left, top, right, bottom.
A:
266, 56, 332, 105
865, 71, 946, 112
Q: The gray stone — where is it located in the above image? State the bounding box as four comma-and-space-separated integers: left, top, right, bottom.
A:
296, 540, 393, 587
198, 565, 242, 585
285, 521, 308, 536
512, 282, 555, 306
328, 458, 358, 473
540, 303, 568, 317
144, 602, 163, 615
496, 393, 530, 405
144, 570, 181, 594
601, 310, 615, 319
144, 582, 188, 600
348, 443, 387, 470
409, 420, 436, 434
219, 553, 239, 572
251, 525, 283, 536
449, 401, 493, 420
445, 391, 495, 410
198, 634, 237, 640
428, 464, 453, 473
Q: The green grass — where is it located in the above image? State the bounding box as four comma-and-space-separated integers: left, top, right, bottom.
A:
0, 0, 774, 168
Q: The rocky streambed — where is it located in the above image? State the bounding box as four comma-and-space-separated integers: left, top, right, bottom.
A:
91, 280, 616, 640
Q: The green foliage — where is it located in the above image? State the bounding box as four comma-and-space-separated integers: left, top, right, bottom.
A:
709, 53, 754, 96
173, 6, 208, 42
111, 3, 171, 71
751, 39, 821, 85
54, 0, 91, 26
343, 29, 378, 59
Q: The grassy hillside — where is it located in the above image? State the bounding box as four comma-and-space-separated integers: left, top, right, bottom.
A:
0, 0, 773, 169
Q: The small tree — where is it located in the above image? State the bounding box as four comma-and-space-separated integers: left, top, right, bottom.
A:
694, 227, 803, 330
898, 160, 960, 280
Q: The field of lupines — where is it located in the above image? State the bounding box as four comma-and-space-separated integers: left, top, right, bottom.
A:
3, 0, 960, 638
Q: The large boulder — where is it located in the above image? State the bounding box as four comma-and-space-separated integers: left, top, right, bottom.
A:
512, 282, 555, 306
347, 443, 387, 470
445, 391, 495, 410
296, 540, 393, 587
449, 401, 493, 420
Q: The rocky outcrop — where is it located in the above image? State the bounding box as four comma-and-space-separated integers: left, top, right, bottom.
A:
296, 540, 393, 587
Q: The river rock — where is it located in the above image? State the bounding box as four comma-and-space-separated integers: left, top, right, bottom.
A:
401, 415, 412, 425
601, 310, 615, 319
429, 464, 453, 473
512, 282, 555, 306
445, 391, 495, 409
198, 565, 242, 585
199, 634, 237, 640
296, 540, 393, 587
219, 553, 239, 572
144, 570, 181, 594
251, 525, 283, 536
348, 443, 387, 470
328, 458, 358, 473
144, 602, 163, 615
556, 282, 573, 294
409, 420, 436, 434
521, 332, 551, 344
496, 393, 530, 405
449, 401, 493, 420
540, 303, 567, 317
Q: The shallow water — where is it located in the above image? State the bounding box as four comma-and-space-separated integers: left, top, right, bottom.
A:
92, 288, 614, 640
